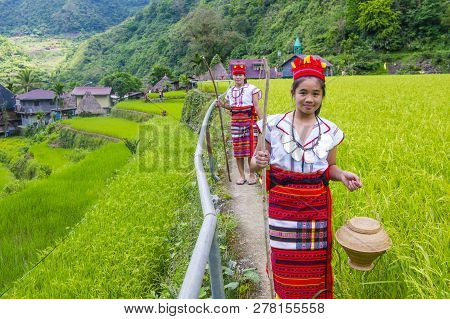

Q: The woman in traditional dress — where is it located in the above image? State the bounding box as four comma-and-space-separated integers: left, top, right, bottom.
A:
216, 64, 263, 185
251, 55, 362, 298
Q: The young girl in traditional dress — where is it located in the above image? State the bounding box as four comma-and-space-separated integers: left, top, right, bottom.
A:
216, 64, 263, 185
251, 55, 362, 299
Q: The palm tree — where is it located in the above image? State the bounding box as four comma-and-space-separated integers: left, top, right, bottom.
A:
5, 78, 15, 93
18, 68, 38, 93
51, 82, 65, 120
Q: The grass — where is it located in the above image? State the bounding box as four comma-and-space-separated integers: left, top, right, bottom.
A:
115, 99, 184, 120
250, 75, 449, 298
62, 117, 140, 139
6, 117, 201, 298
0, 143, 131, 293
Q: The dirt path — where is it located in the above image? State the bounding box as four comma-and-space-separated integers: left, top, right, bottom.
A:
227, 159, 271, 298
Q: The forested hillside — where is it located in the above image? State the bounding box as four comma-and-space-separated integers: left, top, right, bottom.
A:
58, 0, 449, 83
0, 0, 149, 35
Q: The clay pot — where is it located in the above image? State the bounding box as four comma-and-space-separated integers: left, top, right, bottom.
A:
335, 217, 392, 271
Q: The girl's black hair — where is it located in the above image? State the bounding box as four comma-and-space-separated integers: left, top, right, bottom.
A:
291, 76, 326, 116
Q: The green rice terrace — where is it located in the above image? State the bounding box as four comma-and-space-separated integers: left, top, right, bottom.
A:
0, 75, 448, 299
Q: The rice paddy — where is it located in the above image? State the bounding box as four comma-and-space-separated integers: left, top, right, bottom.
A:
0, 143, 131, 293
115, 99, 184, 120
147, 90, 187, 99
6, 117, 200, 298
62, 117, 140, 139
28, 142, 74, 172
0, 164, 13, 189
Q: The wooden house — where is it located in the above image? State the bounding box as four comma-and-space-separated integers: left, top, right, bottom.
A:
228, 59, 278, 79
280, 54, 333, 78
0, 84, 20, 136
16, 89, 55, 127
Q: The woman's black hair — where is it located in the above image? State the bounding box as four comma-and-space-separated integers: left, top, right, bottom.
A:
291, 76, 326, 116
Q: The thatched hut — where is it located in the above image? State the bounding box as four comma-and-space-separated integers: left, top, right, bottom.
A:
75, 92, 105, 116
195, 62, 230, 81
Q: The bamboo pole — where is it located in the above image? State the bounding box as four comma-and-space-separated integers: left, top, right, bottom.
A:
261, 58, 275, 298
203, 57, 231, 182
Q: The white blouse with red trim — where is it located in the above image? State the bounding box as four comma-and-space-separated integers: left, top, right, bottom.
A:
256, 112, 345, 173
225, 83, 262, 107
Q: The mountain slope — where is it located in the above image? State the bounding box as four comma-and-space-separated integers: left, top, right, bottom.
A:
59, 0, 449, 83
0, 0, 150, 35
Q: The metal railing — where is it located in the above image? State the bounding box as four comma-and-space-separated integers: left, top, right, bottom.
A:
178, 95, 226, 299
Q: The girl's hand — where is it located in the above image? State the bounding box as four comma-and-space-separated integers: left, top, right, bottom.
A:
215, 99, 223, 108
254, 150, 270, 169
341, 171, 362, 192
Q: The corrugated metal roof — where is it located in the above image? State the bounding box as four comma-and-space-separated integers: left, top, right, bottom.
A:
71, 87, 112, 96
16, 89, 54, 101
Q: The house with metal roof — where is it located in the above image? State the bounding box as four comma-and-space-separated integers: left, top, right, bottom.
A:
0, 84, 19, 136
228, 59, 278, 79
16, 89, 56, 127
280, 37, 334, 78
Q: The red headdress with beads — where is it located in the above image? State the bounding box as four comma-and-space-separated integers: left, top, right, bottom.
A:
232, 64, 246, 75
291, 55, 327, 81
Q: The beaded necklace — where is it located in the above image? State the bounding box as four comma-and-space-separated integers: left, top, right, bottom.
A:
281, 110, 333, 165
231, 84, 245, 100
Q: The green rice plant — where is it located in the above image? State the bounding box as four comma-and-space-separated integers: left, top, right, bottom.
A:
197, 80, 231, 94
0, 164, 14, 190
115, 99, 184, 120
28, 142, 74, 172
62, 117, 140, 139
147, 90, 187, 99
0, 143, 131, 293
248, 75, 449, 298
0, 137, 28, 163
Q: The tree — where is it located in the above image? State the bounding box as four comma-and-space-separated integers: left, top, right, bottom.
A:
100, 72, 142, 99
5, 78, 15, 93
51, 82, 65, 120
179, 74, 190, 92
356, 0, 401, 50
18, 68, 39, 93
149, 64, 172, 85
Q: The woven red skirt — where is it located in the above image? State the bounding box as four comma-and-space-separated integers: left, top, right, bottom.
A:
267, 165, 333, 299
231, 105, 257, 158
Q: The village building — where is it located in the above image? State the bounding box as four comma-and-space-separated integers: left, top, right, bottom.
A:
54, 92, 77, 119
228, 59, 278, 79
75, 92, 106, 116
150, 75, 176, 93
279, 37, 334, 77
71, 87, 112, 113
0, 84, 20, 136
15, 89, 55, 127
195, 63, 230, 81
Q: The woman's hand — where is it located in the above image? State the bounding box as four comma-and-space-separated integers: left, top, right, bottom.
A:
254, 150, 270, 169
340, 171, 362, 191
215, 99, 223, 108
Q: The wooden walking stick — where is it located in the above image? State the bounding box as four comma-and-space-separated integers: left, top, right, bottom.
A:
261, 57, 275, 298
202, 56, 231, 182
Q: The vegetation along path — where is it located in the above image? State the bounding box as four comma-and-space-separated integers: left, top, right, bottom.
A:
227, 159, 271, 298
